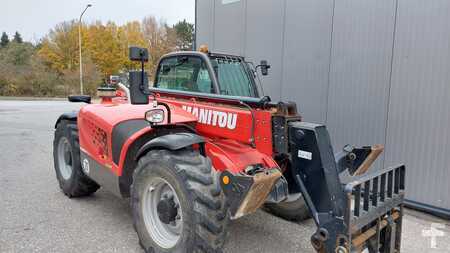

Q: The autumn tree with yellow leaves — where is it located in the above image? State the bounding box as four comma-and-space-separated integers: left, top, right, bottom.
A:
0, 16, 192, 97
39, 17, 183, 78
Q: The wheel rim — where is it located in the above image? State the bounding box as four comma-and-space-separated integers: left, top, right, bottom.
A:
57, 137, 73, 180
142, 177, 183, 249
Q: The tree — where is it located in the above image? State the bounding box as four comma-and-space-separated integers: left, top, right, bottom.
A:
0, 42, 39, 95
0, 41, 34, 65
173, 20, 194, 50
0, 16, 198, 97
13, 31, 23, 43
38, 21, 80, 72
85, 21, 128, 78
38, 21, 104, 95
142, 17, 177, 75
117, 21, 146, 71
1, 32, 9, 47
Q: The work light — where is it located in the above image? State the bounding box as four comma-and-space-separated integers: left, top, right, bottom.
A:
145, 109, 165, 124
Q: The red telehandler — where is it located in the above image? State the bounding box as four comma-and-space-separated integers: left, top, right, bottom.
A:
53, 46, 405, 253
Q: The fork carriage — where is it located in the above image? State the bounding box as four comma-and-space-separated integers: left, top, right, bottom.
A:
288, 122, 405, 253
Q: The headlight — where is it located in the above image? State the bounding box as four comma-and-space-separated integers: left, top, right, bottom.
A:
145, 109, 165, 124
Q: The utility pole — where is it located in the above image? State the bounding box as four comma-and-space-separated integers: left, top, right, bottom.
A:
79, 4, 92, 95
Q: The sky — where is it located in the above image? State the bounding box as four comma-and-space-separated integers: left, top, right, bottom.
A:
2, 0, 195, 43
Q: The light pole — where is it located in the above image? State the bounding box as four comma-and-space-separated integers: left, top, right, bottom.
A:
79, 4, 92, 95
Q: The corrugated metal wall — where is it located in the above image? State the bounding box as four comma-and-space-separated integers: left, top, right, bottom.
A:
196, 0, 450, 216
384, 0, 450, 215
326, 0, 397, 171
281, 0, 334, 123
245, 0, 285, 99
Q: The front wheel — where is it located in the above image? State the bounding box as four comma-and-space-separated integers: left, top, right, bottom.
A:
131, 149, 229, 253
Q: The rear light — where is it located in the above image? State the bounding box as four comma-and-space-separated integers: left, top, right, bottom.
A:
145, 109, 165, 124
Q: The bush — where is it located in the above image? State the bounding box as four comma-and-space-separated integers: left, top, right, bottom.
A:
0, 41, 102, 97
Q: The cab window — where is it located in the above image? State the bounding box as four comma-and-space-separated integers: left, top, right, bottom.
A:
155, 56, 214, 94
211, 57, 257, 98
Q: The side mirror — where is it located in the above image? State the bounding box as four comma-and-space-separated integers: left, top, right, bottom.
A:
259, 60, 271, 76
129, 46, 150, 105
129, 47, 149, 62
129, 71, 149, 104
68, 95, 91, 104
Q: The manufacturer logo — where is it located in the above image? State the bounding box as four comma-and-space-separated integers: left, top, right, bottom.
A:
182, 105, 238, 130
82, 158, 90, 174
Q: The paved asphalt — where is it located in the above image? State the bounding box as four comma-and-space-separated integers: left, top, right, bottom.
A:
0, 100, 449, 253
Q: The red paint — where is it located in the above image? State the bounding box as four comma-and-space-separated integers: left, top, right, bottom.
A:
78, 100, 198, 176
156, 96, 274, 156
78, 92, 278, 177
205, 139, 277, 173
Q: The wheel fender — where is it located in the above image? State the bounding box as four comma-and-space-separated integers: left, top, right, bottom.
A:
55, 111, 78, 128
135, 132, 205, 160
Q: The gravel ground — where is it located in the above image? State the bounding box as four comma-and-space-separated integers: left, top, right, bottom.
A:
0, 100, 449, 253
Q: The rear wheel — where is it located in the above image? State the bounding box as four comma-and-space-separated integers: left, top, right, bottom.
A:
264, 194, 310, 221
131, 149, 229, 253
53, 120, 99, 197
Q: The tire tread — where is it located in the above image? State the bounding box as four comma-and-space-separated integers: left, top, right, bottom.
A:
131, 149, 229, 253
53, 120, 99, 198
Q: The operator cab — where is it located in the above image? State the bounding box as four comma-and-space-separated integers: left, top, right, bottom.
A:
152, 45, 270, 100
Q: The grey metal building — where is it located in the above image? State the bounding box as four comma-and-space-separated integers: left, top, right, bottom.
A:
195, 0, 450, 217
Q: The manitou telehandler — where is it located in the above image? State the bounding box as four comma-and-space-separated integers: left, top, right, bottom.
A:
53, 46, 405, 253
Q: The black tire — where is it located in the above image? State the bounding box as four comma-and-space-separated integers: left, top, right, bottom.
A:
53, 120, 99, 197
131, 149, 229, 253
264, 195, 310, 221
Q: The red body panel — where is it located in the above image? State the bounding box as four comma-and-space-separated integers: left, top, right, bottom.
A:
156, 96, 274, 156
78, 93, 278, 177
155, 94, 276, 173
205, 139, 277, 173
78, 99, 198, 176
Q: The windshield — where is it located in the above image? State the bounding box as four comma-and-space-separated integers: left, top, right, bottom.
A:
155, 56, 213, 93
153, 54, 259, 98
210, 57, 257, 97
